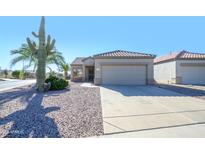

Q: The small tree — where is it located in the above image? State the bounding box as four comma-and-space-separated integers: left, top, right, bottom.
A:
12, 70, 21, 79
19, 70, 26, 80
60, 62, 70, 79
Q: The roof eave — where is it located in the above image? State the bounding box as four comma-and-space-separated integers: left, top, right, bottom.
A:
70, 64, 83, 66
82, 56, 94, 61
154, 57, 205, 64
177, 58, 205, 60
154, 58, 176, 65
94, 56, 156, 59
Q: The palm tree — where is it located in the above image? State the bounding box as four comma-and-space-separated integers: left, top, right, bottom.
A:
10, 44, 65, 72
10, 44, 35, 70
59, 62, 70, 79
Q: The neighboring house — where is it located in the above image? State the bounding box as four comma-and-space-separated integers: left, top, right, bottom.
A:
154, 50, 205, 84
71, 50, 156, 85
25, 70, 36, 79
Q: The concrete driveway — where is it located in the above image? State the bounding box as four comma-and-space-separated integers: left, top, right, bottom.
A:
100, 85, 205, 137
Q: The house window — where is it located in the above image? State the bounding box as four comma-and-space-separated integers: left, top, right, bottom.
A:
73, 68, 83, 78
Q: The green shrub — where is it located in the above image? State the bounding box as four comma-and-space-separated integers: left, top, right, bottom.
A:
12, 70, 20, 79
45, 75, 58, 83
45, 75, 68, 90
19, 70, 26, 80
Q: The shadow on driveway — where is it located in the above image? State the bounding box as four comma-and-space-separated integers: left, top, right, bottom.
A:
101, 84, 205, 97
156, 84, 205, 98
101, 85, 185, 97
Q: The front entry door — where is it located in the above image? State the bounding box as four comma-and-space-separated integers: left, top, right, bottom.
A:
87, 67, 94, 82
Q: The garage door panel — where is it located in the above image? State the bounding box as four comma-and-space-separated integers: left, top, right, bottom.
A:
102, 65, 146, 85
180, 66, 205, 84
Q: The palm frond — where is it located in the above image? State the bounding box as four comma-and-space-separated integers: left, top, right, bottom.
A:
10, 49, 22, 55
10, 43, 66, 72
46, 51, 65, 67
33, 63, 37, 72
10, 56, 26, 67
59, 61, 70, 72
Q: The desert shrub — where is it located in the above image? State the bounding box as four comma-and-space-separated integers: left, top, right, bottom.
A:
12, 70, 20, 79
45, 75, 68, 90
45, 75, 58, 83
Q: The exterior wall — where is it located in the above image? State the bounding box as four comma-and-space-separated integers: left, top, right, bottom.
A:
154, 61, 177, 84
176, 60, 205, 84
82, 66, 86, 81
94, 58, 154, 85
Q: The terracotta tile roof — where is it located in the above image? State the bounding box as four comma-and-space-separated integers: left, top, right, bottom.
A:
179, 51, 205, 59
94, 50, 156, 58
154, 50, 205, 64
71, 57, 86, 65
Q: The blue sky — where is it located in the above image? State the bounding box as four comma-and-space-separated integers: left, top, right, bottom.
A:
1, 16, 205, 70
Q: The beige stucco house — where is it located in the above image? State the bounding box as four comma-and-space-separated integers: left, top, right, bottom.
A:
71, 50, 156, 85
154, 50, 205, 84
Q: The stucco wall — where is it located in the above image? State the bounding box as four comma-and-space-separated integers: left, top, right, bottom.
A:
94, 58, 154, 85
154, 61, 176, 84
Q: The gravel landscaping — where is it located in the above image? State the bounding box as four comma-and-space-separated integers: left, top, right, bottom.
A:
0, 83, 103, 138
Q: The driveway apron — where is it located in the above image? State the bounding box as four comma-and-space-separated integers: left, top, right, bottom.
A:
100, 85, 205, 136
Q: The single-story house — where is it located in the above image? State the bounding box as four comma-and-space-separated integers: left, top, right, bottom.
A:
154, 50, 205, 84
71, 50, 156, 85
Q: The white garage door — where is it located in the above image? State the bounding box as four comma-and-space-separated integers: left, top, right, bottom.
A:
101, 65, 146, 85
180, 66, 205, 84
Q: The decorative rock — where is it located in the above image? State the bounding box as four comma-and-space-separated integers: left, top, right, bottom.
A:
0, 83, 103, 138
44, 82, 51, 92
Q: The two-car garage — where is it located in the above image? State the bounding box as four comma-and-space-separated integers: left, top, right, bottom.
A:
101, 65, 147, 85
178, 63, 205, 85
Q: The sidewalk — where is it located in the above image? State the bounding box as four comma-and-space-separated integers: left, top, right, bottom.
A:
0, 79, 36, 92
100, 123, 205, 138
